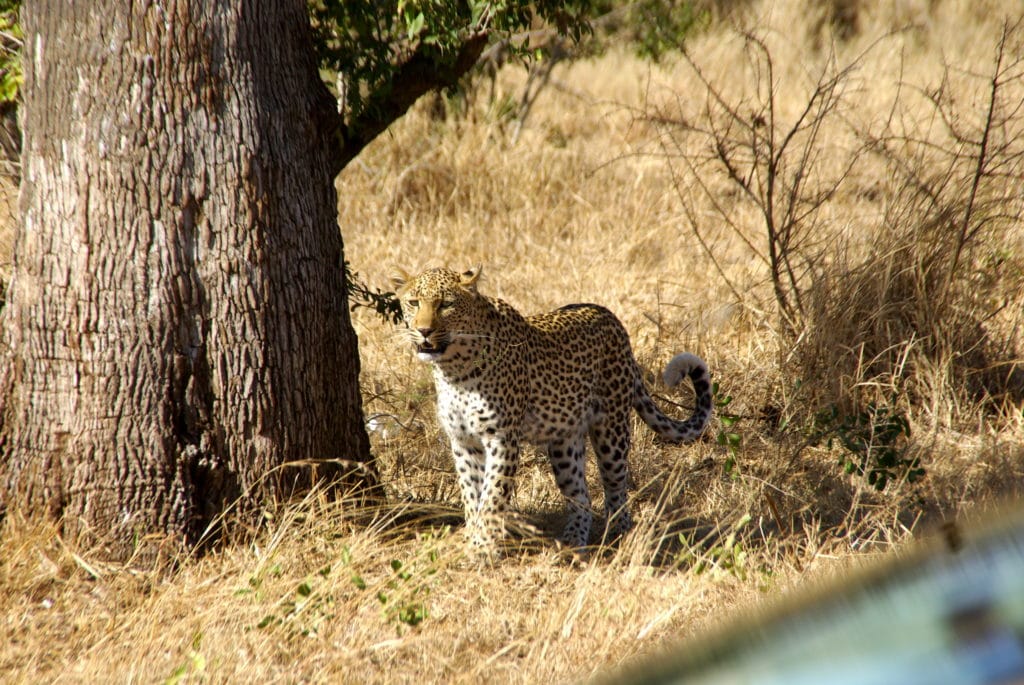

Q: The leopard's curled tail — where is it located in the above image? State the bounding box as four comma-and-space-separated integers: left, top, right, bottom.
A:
633, 353, 713, 443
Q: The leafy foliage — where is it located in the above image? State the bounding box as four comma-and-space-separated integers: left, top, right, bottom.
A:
351, 531, 444, 630
811, 401, 923, 491
241, 534, 443, 638
0, 0, 20, 105
308, 0, 597, 165
0, 1, 600, 166
375, 555, 437, 628
250, 563, 337, 637
626, 0, 710, 61
346, 261, 403, 324
676, 514, 754, 581
309, 0, 592, 110
713, 382, 742, 477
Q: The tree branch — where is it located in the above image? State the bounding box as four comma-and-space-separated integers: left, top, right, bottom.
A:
336, 32, 490, 171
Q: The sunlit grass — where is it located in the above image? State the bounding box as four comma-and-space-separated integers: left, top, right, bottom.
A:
1, 2, 1023, 682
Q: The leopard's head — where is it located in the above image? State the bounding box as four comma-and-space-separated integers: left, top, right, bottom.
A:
390, 265, 486, 363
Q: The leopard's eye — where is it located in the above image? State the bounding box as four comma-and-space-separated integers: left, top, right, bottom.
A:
408, 299, 419, 308
438, 300, 454, 311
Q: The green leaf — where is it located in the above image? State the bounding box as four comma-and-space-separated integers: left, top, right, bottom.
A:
469, 0, 486, 26
164, 663, 188, 685
406, 12, 425, 40
399, 604, 428, 626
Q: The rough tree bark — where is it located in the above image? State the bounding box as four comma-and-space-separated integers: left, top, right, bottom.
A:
0, 0, 371, 558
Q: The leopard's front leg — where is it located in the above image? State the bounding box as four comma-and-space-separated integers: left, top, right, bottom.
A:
467, 432, 520, 549
450, 437, 485, 520
449, 433, 513, 550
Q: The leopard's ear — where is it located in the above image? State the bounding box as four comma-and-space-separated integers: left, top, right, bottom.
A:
460, 264, 483, 291
389, 267, 412, 295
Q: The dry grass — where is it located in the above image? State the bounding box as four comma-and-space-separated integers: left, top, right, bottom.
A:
3, 1, 1024, 682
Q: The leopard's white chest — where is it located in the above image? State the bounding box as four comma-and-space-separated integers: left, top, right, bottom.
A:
435, 381, 506, 443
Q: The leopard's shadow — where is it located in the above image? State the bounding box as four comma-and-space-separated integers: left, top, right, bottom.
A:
371, 499, 769, 568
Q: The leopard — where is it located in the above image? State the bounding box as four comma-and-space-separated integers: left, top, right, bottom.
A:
390, 265, 713, 550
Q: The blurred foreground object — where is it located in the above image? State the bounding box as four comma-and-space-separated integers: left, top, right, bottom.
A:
604, 511, 1024, 685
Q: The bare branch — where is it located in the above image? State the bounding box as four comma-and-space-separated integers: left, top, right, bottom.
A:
950, 20, 1010, 278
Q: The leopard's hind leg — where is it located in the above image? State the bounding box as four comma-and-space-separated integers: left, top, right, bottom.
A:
590, 408, 633, 539
547, 435, 592, 547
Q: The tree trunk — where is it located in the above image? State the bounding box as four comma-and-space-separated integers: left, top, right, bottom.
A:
0, 0, 371, 559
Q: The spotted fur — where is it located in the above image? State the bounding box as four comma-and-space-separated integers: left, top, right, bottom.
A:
391, 266, 713, 549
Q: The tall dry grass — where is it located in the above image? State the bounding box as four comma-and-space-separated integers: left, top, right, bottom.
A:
2, 1, 1023, 682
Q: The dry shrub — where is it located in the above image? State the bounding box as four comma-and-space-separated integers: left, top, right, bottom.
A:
798, 19, 1024, 424
642, 8, 1024, 430
801, 211, 1024, 424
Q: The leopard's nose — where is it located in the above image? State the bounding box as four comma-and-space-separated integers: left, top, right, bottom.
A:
417, 327, 434, 338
